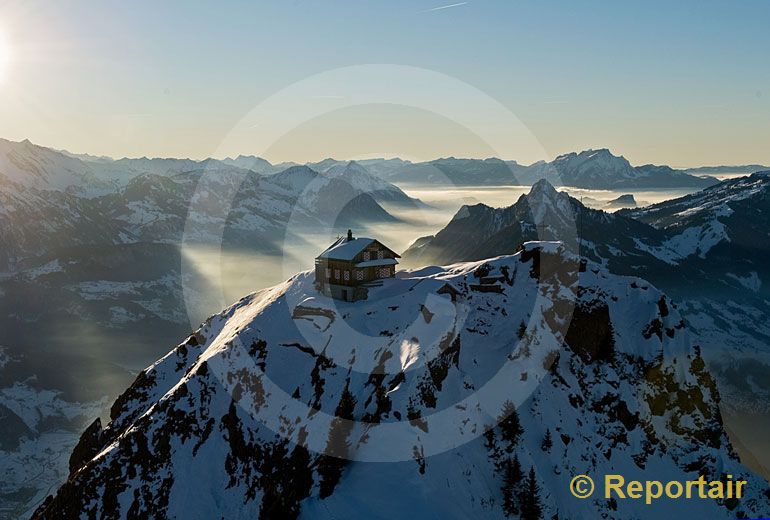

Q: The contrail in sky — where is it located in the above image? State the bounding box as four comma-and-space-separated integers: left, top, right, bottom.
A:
422, 2, 468, 13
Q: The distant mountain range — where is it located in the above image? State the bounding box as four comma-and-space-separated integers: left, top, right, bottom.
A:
355, 149, 721, 189
52, 140, 770, 190
0, 138, 424, 272
342, 151, 764, 189
52, 138, 770, 190
684, 164, 770, 175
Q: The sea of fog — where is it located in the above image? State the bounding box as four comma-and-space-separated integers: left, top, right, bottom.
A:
400, 183, 700, 213
182, 183, 703, 321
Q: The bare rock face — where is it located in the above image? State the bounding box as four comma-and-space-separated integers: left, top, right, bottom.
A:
68, 417, 104, 475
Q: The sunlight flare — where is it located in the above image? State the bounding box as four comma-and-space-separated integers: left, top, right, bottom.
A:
0, 30, 10, 83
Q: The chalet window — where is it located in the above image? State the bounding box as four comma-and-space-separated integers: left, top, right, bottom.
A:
325, 268, 331, 279
355, 270, 363, 281
378, 267, 390, 278
377, 250, 384, 259
363, 251, 371, 261
344, 270, 350, 281
334, 269, 340, 280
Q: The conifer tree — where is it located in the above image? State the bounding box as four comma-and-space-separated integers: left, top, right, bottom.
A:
510, 454, 523, 484
519, 466, 543, 520
317, 384, 356, 498
498, 401, 524, 448
541, 429, 552, 452
500, 454, 524, 517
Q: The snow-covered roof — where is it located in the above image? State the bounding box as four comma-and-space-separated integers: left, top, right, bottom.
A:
437, 281, 461, 293
355, 258, 398, 268
317, 237, 375, 260
521, 240, 564, 254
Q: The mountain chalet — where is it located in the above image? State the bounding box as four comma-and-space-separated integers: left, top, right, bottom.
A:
315, 230, 400, 301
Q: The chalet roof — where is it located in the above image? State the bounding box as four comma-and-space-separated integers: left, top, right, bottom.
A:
317, 230, 401, 261
355, 258, 398, 268
437, 282, 461, 294
317, 237, 375, 260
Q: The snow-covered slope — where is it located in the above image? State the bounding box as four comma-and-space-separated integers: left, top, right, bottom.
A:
624, 172, 770, 230
620, 173, 770, 291
33, 244, 769, 519
0, 340, 134, 519
0, 139, 254, 197
0, 138, 271, 198
0, 381, 108, 519
259, 163, 423, 224
314, 160, 423, 207
0, 184, 131, 272
0, 139, 121, 196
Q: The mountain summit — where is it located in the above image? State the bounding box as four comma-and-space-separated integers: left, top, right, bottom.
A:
402, 179, 663, 269
551, 148, 636, 182
33, 244, 769, 519
520, 148, 715, 189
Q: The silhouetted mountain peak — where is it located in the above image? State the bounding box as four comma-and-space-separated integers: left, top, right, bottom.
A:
528, 178, 559, 198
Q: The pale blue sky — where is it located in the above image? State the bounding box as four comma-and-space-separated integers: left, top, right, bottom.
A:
0, 0, 768, 166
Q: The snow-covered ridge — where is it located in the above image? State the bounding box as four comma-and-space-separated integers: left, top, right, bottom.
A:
623, 173, 770, 262
627, 173, 769, 229
33, 244, 770, 519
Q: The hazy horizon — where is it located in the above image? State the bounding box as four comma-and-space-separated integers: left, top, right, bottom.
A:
7, 135, 768, 171
1, 1, 769, 167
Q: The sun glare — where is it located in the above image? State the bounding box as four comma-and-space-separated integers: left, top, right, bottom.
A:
0, 32, 10, 83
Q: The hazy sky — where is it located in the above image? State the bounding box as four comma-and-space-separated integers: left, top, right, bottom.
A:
0, 0, 768, 166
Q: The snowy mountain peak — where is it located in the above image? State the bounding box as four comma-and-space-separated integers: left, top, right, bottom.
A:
320, 161, 419, 206
556, 148, 622, 160
33, 248, 770, 519
523, 180, 577, 236
555, 148, 632, 171
221, 155, 274, 174
527, 178, 559, 198
587, 147, 619, 159
0, 138, 109, 194
325, 160, 369, 178
264, 165, 320, 191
